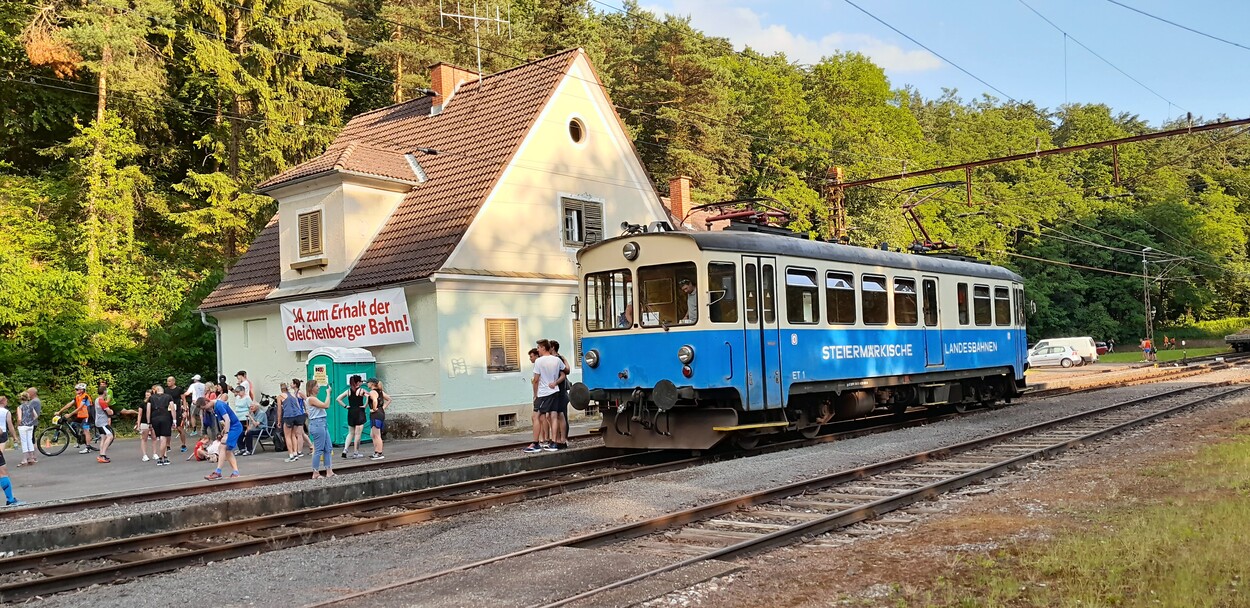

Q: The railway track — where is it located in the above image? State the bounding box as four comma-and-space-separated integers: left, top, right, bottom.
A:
9, 356, 1232, 521
307, 378, 1248, 608
0, 406, 988, 603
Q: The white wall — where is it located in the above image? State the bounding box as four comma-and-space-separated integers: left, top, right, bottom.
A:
442, 54, 669, 274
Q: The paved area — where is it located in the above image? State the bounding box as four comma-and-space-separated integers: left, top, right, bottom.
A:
5, 424, 598, 505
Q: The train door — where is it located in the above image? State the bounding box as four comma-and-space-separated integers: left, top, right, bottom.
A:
922, 276, 944, 366
742, 256, 783, 410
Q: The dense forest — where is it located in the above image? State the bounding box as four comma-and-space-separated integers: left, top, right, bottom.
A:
2, 0, 1249, 404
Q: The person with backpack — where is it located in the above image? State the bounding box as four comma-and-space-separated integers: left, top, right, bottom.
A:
93, 387, 115, 463
277, 383, 306, 462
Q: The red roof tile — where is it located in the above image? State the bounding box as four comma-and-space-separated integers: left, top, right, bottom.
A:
203, 49, 582, 309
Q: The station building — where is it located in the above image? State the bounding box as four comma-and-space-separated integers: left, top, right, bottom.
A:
200, 49, 677, 434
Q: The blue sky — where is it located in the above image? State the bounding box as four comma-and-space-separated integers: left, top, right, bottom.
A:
630, 0, 1248, 127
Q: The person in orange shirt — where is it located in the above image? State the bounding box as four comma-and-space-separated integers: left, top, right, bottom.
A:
55, 384, 95, 453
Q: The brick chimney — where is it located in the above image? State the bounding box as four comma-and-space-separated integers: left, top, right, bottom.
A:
429, 62, 476, 113
668, 175, 691, 224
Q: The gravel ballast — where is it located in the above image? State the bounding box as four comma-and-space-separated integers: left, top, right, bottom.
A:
31, 369, 1250, 608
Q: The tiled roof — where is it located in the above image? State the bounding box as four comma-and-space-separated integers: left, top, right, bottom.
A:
254, 141, 422, 192
199, 216, 282, 309
202, 48, 583, 310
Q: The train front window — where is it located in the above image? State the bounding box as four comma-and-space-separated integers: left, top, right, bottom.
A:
707, 262, 738, 323
585, 269, 633, 332
973, 285, 992, 326
785, 268, 818, 324
862, 275, 888, 325
639, 262, 698, 327
893, 278, 918, 326
994, 286, 1011, 326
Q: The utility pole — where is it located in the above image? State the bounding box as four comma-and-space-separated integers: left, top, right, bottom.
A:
825, 166, 846, 242
1142, 247, 1154, 355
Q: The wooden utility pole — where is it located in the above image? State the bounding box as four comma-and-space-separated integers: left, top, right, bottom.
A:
825, 166, 846, 241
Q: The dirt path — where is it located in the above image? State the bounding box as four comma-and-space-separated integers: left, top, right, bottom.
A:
647, 395, 1250, 608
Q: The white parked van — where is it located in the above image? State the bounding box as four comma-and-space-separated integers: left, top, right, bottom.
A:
1031, 337, 1098, 364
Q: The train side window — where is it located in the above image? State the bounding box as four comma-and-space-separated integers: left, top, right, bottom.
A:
957, 283, 969, 325
707, 262, 738, 323
862, 275, 888, 325
785, 268, 818, 324
1015, 287, 1026, 325
893, 278, 918, 325
922, 278, 938, 327
973, 285, 992, 326
762, 264, 777, 324
825, 271, 855, 324
745, 263, 758, 324
638, 262, 698, 327
994, 286, 1011, 326
585, 269, 632, 332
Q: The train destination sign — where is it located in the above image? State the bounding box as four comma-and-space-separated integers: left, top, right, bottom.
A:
280, 288, 413, 351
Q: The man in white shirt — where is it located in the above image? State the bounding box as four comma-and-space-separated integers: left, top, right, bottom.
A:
529, 339, 567, 453
183, 374, 207, 435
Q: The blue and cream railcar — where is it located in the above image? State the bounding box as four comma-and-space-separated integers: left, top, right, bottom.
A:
569, 228, 1029, 450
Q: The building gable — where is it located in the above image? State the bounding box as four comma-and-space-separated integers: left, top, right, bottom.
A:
441, 53, 671, 274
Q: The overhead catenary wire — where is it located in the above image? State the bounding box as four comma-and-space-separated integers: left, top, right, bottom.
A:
840, 0, 1017, 102
1104, 0, 1250, 53
1016, 0, 1188, 113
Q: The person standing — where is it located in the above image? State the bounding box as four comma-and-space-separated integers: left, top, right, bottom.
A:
336, 376, 368, 459
549, 340, 571, 450
182, 374, 206, 436
93, 387, 115, 463
57, 384, 94, 453
366, 378, 389, 460
291, 379, 314, 455
164, 376, 187, 453
1107, 338, 1115, 353
278, 383, 306, 462
197, 397, 242, 480
532, 340, 567, 453
235, 371, 254, 402
147, 385, 175, 466
230, 384, 252, 456
16, 389, 40, 466
523, 348, 547, 454
0, 396, 19, 505
304, 380, 335, 479
130, 389, 155, 462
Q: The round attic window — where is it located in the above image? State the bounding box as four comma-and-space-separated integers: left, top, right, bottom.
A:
569, 118, 585, 144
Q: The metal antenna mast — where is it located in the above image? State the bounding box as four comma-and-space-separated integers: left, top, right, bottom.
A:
439, 0, 511, 83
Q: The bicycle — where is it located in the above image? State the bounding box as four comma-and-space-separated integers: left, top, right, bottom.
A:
37, 415, 98, 457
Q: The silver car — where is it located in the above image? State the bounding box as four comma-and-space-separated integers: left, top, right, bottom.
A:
1028, 345, 1082, 368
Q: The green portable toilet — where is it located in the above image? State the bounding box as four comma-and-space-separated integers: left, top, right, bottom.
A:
307, 346, 377, 446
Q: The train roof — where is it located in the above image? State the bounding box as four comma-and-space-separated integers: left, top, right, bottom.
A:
585, 230, 1024, 282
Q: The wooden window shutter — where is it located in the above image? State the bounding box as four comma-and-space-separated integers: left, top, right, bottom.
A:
583, 201, 603, 245
298, 211, 323, 257
485, 318, 520, 373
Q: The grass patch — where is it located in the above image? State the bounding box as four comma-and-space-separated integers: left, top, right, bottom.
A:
1158, 317, 1250, 340
1097, 346, 1230, 364
882, 422, 1250, 607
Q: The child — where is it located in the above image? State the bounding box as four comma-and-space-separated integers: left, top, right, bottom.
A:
188, 435, 220, 462
94, 387, 115, 463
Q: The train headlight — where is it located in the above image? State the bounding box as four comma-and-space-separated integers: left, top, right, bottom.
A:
622, 241, 640, 261
584, 349, 600, 368
677, 345, 695, 364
